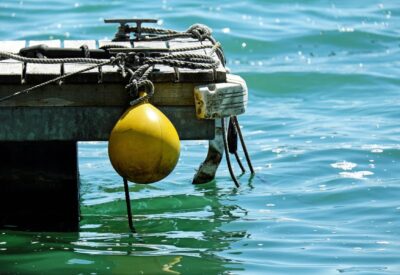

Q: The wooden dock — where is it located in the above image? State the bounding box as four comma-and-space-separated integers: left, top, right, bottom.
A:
0, 38, 245, 231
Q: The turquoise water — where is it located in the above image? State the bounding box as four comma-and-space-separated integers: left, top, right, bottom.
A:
1, 0, 400, 274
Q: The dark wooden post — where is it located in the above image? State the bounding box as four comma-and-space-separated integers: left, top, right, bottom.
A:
0, 141, 79, 231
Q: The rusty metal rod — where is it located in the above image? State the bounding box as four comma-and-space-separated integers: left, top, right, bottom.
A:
123, 178, 136, 233
221, 118, 240, 187
234, 151, 246, 174
232, 116, 255, 174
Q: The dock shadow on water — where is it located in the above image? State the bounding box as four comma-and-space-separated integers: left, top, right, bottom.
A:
0, 171, 247, 274
77, 180, 247, 274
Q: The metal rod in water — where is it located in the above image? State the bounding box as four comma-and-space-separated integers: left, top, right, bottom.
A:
123, 178, 136, 233
232, 116, 255, 174
234, 151, 246, 173
221, 118, 240, 188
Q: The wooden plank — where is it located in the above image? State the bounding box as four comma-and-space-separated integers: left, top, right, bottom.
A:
25, 40, 61, 83
0, 84, 126, 107
133, 41, 166, 48
98, 40, 131, 49
169, 39, 214, 83
100, 64, 124, 83
63, 40, 96, 49
0, 40, 26, 53
63, 40, 99, 84
134, 40, 176, 83
63, 63, 99, 84
0, 41, 25, 84
98, 40, 131, 83
29, 40, 61, 47
0, 82, 196, 107
0, 63, 23, 84
201, 40, 226, 82
151, 82, 195, 106
0, 106, 215, 141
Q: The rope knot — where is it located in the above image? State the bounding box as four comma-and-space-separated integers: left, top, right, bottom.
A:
127, 79, 139, 98
187, 24, 212, 40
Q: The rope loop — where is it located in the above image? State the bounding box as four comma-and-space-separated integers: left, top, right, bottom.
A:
127, 79, 139, 98
186, 24, 212, 40
128, 79, 154, 106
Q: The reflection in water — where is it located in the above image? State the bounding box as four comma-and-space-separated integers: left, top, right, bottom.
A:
0, 181, 247, 274
71, 181, 247, 274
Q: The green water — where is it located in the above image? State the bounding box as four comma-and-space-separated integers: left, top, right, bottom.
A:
1, 0, 400, 274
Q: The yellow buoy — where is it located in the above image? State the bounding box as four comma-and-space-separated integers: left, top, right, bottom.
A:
108, 101, 180, 184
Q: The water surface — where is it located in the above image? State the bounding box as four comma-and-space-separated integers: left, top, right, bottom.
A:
0, 0, 400, 274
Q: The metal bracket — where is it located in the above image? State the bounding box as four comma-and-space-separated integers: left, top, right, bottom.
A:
104, 18, 158, 42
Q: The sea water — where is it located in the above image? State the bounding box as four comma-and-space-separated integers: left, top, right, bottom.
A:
0, 0, 399, 274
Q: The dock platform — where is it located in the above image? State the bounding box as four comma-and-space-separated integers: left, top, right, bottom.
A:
0, 38, 245, 231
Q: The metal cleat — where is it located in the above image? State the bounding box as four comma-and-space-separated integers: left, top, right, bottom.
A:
104, 18, 158, 41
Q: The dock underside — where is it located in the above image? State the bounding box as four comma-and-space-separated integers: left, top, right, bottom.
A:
0, 141, 79, 231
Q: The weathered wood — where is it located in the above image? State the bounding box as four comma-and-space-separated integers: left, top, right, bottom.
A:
134, 40, 177, 83
0, 141, 79, 231
169, 39, 215, 82
25, 40, 61, 83
63, 40, 100, 84
0, 106, 214, 141
0, 82, 196, 107
63, 40, 96, 48
0, 41, 25, 84
98, 40, 131, 48
63, 63, 99, 84
201, 40, 226, 82
194, 74, 247, 119
0, 40, 26, 53
98, 40, 131, 83
0, 63, 23, 84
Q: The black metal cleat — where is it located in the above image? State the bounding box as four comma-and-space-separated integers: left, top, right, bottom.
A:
104, 18, 158, 42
